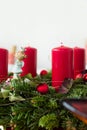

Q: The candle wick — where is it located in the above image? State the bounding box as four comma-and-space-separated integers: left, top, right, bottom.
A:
60, 42, 63, 47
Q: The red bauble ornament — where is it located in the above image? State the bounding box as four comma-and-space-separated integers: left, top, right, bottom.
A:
83, 73, 87, 81
36, 83, 49, 94
40, 70, 48, 76
75, 73, 82, 79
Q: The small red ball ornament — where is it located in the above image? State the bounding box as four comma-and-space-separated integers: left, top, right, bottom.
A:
40, 70, 48, 76
36, 83, 49, 94
83, 73, 87, 81
75, 73, 82, 79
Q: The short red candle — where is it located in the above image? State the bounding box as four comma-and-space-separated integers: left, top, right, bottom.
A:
21, 46, 37, 77
52, 45, 73, 89
73, 47, 85, 79
0, 48, 8, 81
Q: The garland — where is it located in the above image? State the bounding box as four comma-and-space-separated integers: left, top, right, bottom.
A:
0, 70, 87, 130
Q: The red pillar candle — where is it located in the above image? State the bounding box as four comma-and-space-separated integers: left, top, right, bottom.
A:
73, 47, 85, 79
85, 42, 87, 66
52, 45, 73, 89
0, 48, 8, 81
21, 46, 37, 77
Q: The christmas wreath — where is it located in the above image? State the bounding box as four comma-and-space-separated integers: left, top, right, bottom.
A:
0, 70, 87, 130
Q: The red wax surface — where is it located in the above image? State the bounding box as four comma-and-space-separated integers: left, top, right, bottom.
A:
21, 46, 37, 77
0, 48, 8, 81
73, 47, 85, 79
52, 45, 73, 89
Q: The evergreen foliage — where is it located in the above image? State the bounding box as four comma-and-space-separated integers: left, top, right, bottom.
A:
0, 72, 87, 130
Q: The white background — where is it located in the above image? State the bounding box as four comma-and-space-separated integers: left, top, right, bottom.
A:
0, 0, 87, 70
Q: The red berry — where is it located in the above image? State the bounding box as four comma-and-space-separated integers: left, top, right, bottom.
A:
36, 83, 49, 94
40, 70, 48, 76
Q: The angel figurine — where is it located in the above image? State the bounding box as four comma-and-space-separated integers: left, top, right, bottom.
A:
12, 47, 27, 78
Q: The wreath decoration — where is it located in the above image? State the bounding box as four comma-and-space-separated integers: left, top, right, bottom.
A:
0, 69, 87, 130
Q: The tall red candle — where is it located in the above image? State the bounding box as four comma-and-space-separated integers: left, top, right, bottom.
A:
52, 45, 73, 89
73, 47, 85, 79
0, 48, 8, 81
21, 46, 37, 77
85, 42, 87, 65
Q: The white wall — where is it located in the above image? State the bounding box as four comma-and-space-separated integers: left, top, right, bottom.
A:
0, 0, 87, 70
